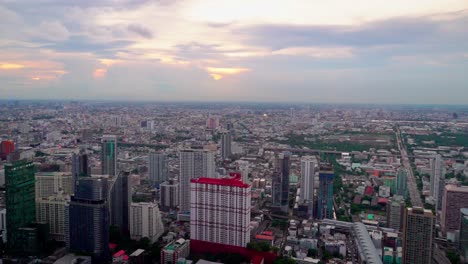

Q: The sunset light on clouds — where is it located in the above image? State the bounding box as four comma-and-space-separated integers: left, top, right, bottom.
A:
0, 0, 468, 103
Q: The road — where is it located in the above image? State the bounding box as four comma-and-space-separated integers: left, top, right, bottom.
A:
395, 128, 423, 207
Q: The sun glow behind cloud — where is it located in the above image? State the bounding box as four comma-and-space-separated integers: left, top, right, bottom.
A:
206, 67, 249, 80
0, 63, 25, 69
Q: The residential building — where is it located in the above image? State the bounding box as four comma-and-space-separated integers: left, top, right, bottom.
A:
130, 202, 164, 243
161, 238, 190, 264
317, 164, 334, 220
441, 185, 468, 234
160, 179, 179, 210
35, 172, 74, 199
220, 132, 232, 160
402, 207, 434, 264
68, 177, 110, 263
36, 193, 69, 241
430, 155, 444, 210
272, 152, 291, 213
101, 135, 118, 176
395, 168, 407, 198
149, 153, 167, 186
179, 149, 215, 212
460, 208, 468, 262
386, 196, 405, 231
0, 140, 14, 161
5, 160, 36, 253
190, 173, 251, 247
300, 156, 316, 217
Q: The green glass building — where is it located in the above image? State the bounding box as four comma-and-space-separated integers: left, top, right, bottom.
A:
5, 160, 36, 253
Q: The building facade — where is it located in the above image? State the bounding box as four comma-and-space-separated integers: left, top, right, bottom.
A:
317, 164, 334, 220
395, 168, 407, 198
0, 140, 15, 161
179, 149, 215, 212
129, 202, 164, 243
402, 207, 434, 264
36, 194, 69, 241
441, 185, 468, 234
160, 179, 179, 210
386, 196, 405, 231
430, 155, 445, 210
101, 135, 118, 176
149, 153, 167, 186
220, 132, 232, 160
72, 149, 90, 188
190, 173, 251, 247
272, 152, 291, 213
161, 238, 190, 264
300, 156, 316, 217
460, 208, 468, 262
35, 172, 74, 199
109, 171, 130, 235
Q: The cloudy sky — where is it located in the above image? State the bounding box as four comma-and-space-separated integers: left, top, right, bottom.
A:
1, 0, 468, 104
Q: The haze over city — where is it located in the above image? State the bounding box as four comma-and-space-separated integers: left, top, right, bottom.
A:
1, 0, 468, 104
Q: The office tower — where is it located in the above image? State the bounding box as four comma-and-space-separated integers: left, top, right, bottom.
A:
395, 168, 407, 198
129, 202, 164, 243
402, 207, 434, 264
272, 152, 291, 213
430, 155, 445, 210
386, 196, 405, 231
0, 140, 15, 160
36, 194, 69, 241
5, 160, 36, 253
149, 153, 167, 186
459, 208, 468, 262
68, 177, 110, 263
101, 135, 118, 176
178, 149, 215, 212
317, 164, 334, 219
35, 172, 74, 198
220, 132, 232, 160
300, 156, 316, 217
441, 185, 468, 234
160, 179, 179, 210
109, 171, 130, 235
190, 173, 251, 247
161, 238, 190, 264
72, 149, 90, 187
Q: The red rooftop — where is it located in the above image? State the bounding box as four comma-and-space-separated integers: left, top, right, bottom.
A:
191, 172, 250, 188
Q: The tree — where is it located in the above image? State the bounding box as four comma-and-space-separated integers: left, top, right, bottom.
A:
307, 248, 318, 257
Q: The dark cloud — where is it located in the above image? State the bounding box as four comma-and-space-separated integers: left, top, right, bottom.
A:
127, 24, 154, 39
239, 13, 468, 49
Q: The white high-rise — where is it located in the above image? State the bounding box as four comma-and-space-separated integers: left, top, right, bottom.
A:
430, 155, 445, 210
160, 179, 179, 210
149, 153, 167, 186
179, 149, 215, 212
35, 172, 74, 199
130, 202, 164, 243
300, 156, 317, 203
190, 173, 251, 247
36, 194, 70, 241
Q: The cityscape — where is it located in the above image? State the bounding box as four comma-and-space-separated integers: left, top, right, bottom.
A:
1, 0, 468, 264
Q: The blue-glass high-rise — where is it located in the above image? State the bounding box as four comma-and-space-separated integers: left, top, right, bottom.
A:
68, 177, 110, 263
317, 164, 334, 219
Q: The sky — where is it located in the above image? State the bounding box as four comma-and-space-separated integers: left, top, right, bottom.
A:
1, 0, 468, 104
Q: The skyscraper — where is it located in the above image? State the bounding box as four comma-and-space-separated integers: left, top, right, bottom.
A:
68, 177, 110, 263
72, 149, 90, 188
402, 207, 434, 264
386, 195, 405, 231
178, 149, 215, 212
317, 164, 334, 220
430, 155, 445, 210
272, 151, 291, 213
0, 140, 15, 161
36, 194, 69, 241
109, 171, 130, 235
300, 156, 316, 217
5, 160, 36, 253
130, 202, 164, 243
35, 172, 74, 198
220, 132, 232, 160
149, 152, 167, 186
160, 179, 179, 210
101, 135, 118, 176
190, 173, 251, 247
459, 208, 468, 262
441, 185, 468, 235
395, 168, 407, 198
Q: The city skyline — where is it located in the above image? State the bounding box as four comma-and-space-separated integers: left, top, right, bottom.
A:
1, 1, 468, 104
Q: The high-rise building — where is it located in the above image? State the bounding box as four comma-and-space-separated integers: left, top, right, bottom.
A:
220, 132, 232, 160
160, 179, 179, 210
149, 153, 167, 186
35, 172, 74, 199
317, 164, 334, 220
237, 160, 250, 184
190, 173, 251, 247
430, 155, 445, 210
0, 140, 15, 161
101, 135, 118, 176
386, 195, 405, 231
129, 202, 164, 243
68, 177, 110, 263
459, 208, 468, 262
36, 194, 69, 241
402, 207, 434, 264
441, 185, 468, 234
178, 149, 215, 212
109, 171, 130, 235
206, 116, 219, 130
300, 156, 316, 217
5, 160, 36, 253
272, 152, 291, 213
395, 168, 407, 198
72, 149, 90, 187
161, 238, 190, 264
